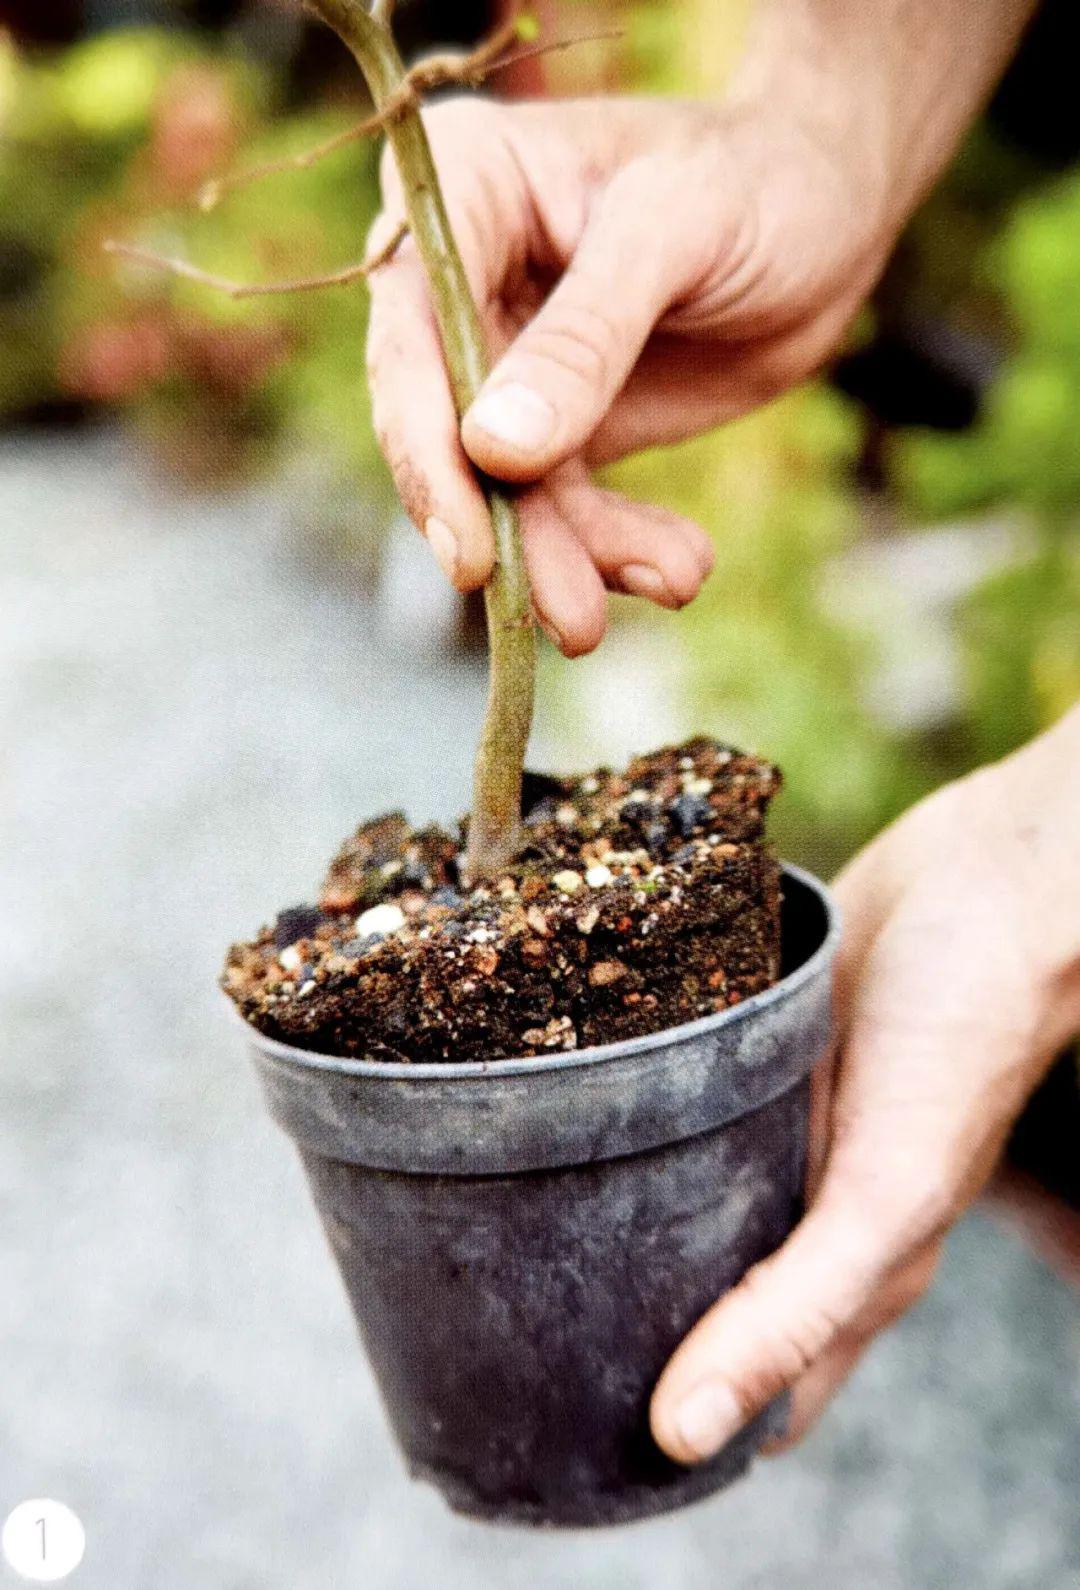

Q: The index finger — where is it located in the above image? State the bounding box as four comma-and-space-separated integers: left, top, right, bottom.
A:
366, 104, 525, 584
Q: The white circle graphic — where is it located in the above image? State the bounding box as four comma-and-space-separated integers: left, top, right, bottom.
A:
2, 1500, 85, 1582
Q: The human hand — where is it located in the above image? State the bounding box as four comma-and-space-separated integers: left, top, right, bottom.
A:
365, 88, 893, 654
650, 707, 1080, 1462
366, 0, 1036, 655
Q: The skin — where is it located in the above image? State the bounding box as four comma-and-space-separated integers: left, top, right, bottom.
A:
651, 707, 1080, 1459
365, 0, 1078, 1462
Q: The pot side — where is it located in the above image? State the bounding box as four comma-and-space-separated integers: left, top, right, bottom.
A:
241, 865, 838, 1528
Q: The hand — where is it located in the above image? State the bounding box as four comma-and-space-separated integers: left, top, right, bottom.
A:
650, 708, 1080, 1463
365, 89, 892, 654
365, 0, 1036, 655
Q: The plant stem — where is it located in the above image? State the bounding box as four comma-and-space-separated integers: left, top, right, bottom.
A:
306, 0, 535, 880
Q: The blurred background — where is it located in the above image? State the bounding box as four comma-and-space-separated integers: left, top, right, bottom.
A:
0, 1, 1076, 1585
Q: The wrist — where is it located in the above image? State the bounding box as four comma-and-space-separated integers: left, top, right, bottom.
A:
724, 0, 1039, 251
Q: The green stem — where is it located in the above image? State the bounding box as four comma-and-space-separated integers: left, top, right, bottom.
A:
307, 0, 535, 880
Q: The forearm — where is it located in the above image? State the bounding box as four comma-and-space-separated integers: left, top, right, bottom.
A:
727, 0, 1039, 238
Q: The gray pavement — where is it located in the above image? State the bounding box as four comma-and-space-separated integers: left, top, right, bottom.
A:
0, 430, 1077, 1589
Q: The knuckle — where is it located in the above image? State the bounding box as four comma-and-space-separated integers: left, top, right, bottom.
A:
526, 297, 622, 395
730, 1263, 847, 1403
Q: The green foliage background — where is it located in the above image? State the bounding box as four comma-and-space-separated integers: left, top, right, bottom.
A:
0, 29, 388, 496
1, 16, 1076, 874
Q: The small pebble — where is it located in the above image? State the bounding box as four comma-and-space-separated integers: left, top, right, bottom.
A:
552, 869, 583, 894
669, 792, 711, 837
340, 934, 383, 957
555, 804, 578, 827
589, 959, 627, 987
397, 857, 429, 889
524, 795, 559, 828
620, 798, 655, 828
354, 902, 406, 938
683, 776, 713, 796
298, 980, 316, 997
580, 775, 600, 795
430, 886, 463, 908
278, 946, 302, 972
273, 904, 324, 950
585, 864, 614, 888
644, 820, 669, 856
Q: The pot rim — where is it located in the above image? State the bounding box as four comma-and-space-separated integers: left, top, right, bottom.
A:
228, 861, 839, 1083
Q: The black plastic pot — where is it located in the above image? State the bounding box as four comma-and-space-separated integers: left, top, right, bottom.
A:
241, 864, 838, 1528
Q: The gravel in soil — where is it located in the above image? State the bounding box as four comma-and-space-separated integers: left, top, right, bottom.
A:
222, 738, 782, 1063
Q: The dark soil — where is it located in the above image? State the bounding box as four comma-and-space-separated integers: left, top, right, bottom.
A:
221, 738, 782, 1063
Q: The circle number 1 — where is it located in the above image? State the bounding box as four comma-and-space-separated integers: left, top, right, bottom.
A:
2, 1500, 85, 1582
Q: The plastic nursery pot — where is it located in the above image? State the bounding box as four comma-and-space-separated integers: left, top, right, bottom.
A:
241, 864, 838, 1529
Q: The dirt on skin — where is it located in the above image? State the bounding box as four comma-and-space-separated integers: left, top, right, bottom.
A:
221, 738, 783, 1064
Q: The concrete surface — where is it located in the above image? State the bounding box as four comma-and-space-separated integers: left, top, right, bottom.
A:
0, 430, 1077, 1589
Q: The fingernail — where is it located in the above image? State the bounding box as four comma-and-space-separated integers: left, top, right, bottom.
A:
468, 382, 556, 454
424, 516, 460, 584
619, 563, 673, 604
672, 1382, 745, 1461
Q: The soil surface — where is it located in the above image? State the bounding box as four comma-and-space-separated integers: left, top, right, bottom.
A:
222, 738, 781, 1062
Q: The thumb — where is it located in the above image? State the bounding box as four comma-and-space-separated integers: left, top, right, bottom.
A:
649, 1196, 887, 1465
461, 159, 706, 481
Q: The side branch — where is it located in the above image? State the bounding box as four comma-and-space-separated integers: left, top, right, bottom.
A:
199, 16, 621, 213
199, 113, 389, 213
103, 222, 407, 299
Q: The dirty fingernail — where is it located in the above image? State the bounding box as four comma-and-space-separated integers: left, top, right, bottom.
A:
672, 1382, 744, 1461
424, 517, 460, 584
467, 382, 556, 454
619, 563, 673, 604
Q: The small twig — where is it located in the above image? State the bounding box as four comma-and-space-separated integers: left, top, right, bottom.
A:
199, 17, 622, 213
406, 24, 622, 93
103, 220, 408, 299
199, 111, 388, 213
485, 29, 623, 79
